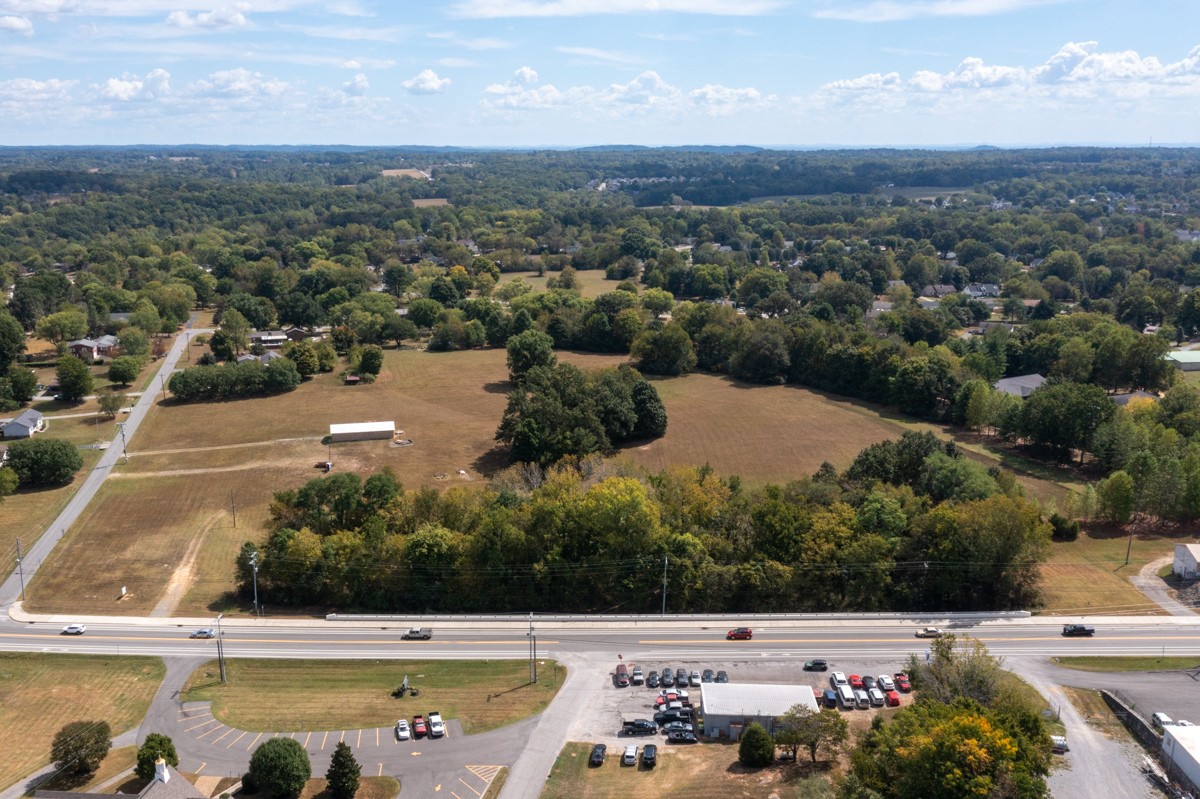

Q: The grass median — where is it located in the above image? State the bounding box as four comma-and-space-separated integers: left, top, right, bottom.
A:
0, 654, 164, 790
1055, 656, 1200, 672
182, 658, 564, 734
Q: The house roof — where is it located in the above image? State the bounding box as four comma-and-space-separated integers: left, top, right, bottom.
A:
10, 408, 44, 427
69, 338, 99, 349
994, 373, 1047, 398
699, 683, 818, 718
37, 765, 204, 799
1175, 543, 1200, 561
330, 421, 395, 436
1167, 352, 1200, 364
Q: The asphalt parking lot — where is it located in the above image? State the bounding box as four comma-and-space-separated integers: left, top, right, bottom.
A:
1051, 661, 1200, 725
565, 657, 917, 749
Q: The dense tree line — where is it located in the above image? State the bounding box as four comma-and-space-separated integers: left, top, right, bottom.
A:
236, 432, 1049, 613
167, 358, 301, 402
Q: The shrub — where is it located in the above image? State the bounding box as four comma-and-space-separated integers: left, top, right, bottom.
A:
248, 738, 310, 798
1048, 512, 1080, 541
738, 722, 776, 768
51, 720, 111, 776
6, 437, 84, 486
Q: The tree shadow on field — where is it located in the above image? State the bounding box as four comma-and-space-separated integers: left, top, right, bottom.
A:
482, 381, 513, 395
472, 446, 511, 477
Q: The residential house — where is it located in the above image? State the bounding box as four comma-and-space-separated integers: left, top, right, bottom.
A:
249, 330, 288, 349
916, 297, 942, 311
1167, 352, 1200, 372
284, 326, 323, 342
37, 759, 204, 799
866, 301, 893, 319
963, 283, 1001, 299
68, 339, 100, 360
2, 408, 45, 439
921, 284, 957, 298
994, 374, 1047, 398
1111, 391, 1157, 407
1174, 544, 1200, 579
237, 351, 283, 365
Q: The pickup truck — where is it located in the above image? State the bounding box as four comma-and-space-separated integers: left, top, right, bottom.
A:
427, 711, 445, 737
1062, 624, 1095, 637
401, 627, 433, 640
622, 718, 657, 736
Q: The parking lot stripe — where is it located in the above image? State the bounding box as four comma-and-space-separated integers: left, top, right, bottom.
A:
247, 732, 263, 751
458, 777, 482, 796
186, 718, 220, 733
195, 762, 206, 774
339, 730, 345, 743
197, 724, 226, 739
303, 732, 311, 748
375, 728, 379, 746
320, 731, 329, 750
211, 727, 238, 744
226, 731, 248, 749
180, 709, 211, 719
357, 730, 362, 748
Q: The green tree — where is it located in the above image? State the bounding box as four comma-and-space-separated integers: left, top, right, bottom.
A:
0, 310, 26, 371
248, 737, 311, 799
284, 340, 319, 378
505, 328, 556, 384
773, 705, 848, 764
7, 437, 85, 485
56, 355, 94, 401
7, 364, 37, 403
220, 308, 251, 355
738, 722, 776, 767
407, 298, 444, 328
119, 326, 151, 358
107, 356, 142, 385
631, 323, 697, 376
98, 391, 125, 419
358, 344, 384, 376
135, 733, 179, 780
0, 467, 17, 505
1018, 381, 1114, 462
325, 740, 361, 799
35, 309, 88, 353
1097, 469, 1136, 525
51, 720, 111, 776
641, 287, 675, 316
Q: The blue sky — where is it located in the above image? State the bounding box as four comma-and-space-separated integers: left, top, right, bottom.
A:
0, 0, 1197, 147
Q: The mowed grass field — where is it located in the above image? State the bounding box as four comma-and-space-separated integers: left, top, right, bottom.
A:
0, 653, 164, 790
497, 269, 620, 299
1039, 527, 1187, 616
182, 658, 563, 734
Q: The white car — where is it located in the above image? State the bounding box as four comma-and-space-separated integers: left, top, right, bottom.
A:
830, 671, 849, 687
877, 675, 895, 691
868, 688, 885, 707
427, 712, 445, 738
395, 720, 410, 740
61, 624, 86, 635
915, 627, 943, 638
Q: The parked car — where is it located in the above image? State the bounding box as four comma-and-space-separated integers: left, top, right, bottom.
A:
854, 689, 871, 709
884, 690, 901, 707
915, 627, 943, 638
689, 670, 702, 687
646, 670, 659, 688
716, 670, 729, 683
631, 666, 644, 686
848, 675, 864, 690
654, 709, 693, 725
862, 676, 877, 690
830, 672, 849, 688
412, 715, 427, 737
1050, 735, 1070, 754
668, 730, 698, 743
822, 689, 839, 708
622, 745, 639, 766
893, 673, 912, 692
622, 719, 657, 736
427, 711, 445, 737
615, 663, 630, 688
589, 743, 607, 766
702, 669, 715, 683
661, 721, 694, 734
877, 675, 895, 691
803, 659, 828, 671
642, 744, 658, 768
395, 719, 410, 740
868, 688, 885, 707
61, 624, 86, 635
189, 627, 215, 639
726, 627, 753, 640
675, 668, 687, 685
660, 668, 675, 687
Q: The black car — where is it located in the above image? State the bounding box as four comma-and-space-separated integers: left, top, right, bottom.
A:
654, 709, 693, 725
675, 668, 687, 685
646, 670, 660, 688
862, 675, 877, 691
622, 719, 657, 736
668, 730, 698, 743
716, 670, 729, 683
642, 743, 658, 768
803, 659, 828, 671
589, 743, 607, 766
660, 669, 675, 687
701, 668, 715, 683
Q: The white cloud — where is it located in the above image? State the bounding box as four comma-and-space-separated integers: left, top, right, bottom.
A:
438, 57, 480, 68
0, 14, 32, 34
597, 70, 681, 109
0, 77, 76, 120
813, 0, 1066, 23
189, 67, 287, 99
556, 45, 640, 65
402, 68, 451, 95
513, 66, 538, 84
689, 83, 773, 116
342, 72, 368, 96
339, 57, 394, 69
98, 67, 170, 100
165, 5, 248, 29
453, 0, 783, 16
427, 30, 510, 50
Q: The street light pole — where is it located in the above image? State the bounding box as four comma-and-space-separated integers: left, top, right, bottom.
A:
16, 538, 25, 602
116, 422, 128, 464
527, 613, 535, 684
662, 556, 668, 615
249, 552, 260, 616
216, 613, 227, 684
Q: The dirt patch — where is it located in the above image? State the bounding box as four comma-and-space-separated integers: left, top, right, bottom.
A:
412, 197, 451, 207
380, 168, 428, 179
150, 522, 209, 617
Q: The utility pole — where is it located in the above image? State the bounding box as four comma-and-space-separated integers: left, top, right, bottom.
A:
117, 422, 128, 464
249, 551, 260, 616
662, 557, 669, 615
216, 613, 227, 683
16, 538, 25, 602
231, 491, 237, 528
527, 613, 536, 684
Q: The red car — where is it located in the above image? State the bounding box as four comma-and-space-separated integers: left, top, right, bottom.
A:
848, 675, 864, 690
893, 673, 912, 692
412, 715, 427, 737
726, 627, 753, 640
885, 690, 901, 707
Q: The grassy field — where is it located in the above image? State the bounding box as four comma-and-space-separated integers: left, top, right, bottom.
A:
181, 658, 564, 734
1038, 527, 1186, 616
40, 746, 137, 792
0, 654, 164, 790
1055, 656, 1200, 673
541, 741, 827, 799
298, 777, 401, 799
497, 269, 619, 299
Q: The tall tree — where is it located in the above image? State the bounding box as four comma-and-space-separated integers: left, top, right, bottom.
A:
0, 310, 27, 371
135, 733, 179, 780
248, 737, 311, 799
325, 740, 361, 799
773, 705, 848, 764
56, 355, 94, 401
51, 720, 111, 777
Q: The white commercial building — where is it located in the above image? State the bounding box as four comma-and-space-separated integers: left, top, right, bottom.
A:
1175, 544, 1200, 579
328, 421, 395, 443
1162, 724, 1200, 791
700, 683, 818, 740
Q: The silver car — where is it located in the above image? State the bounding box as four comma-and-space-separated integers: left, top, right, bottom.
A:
189, 628, 215, 639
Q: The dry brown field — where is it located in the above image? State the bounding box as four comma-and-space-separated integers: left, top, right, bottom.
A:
497, 269, 621, 299
1, 448, 102, 579
379, 168, 428, 179
412, 198, 451, 207
0, 653, 163, 790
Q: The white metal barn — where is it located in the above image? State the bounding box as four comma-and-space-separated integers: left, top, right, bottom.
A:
1175, 544, 1200, 579
700, 683, 819, 740
1162, 724, 1200, 792
328, 421, 395, 443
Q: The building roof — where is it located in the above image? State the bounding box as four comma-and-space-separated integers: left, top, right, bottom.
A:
1163, 724, 1200, 762
1176, 544, 1200, 561
1167, 351, 1200, 364
700, 683, 818, 718
37, 765, 203, 799
329, 421, 395, 436
9, 408, 44, 427
1111, 391, 1157, 406
994, 373, 1047, 398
